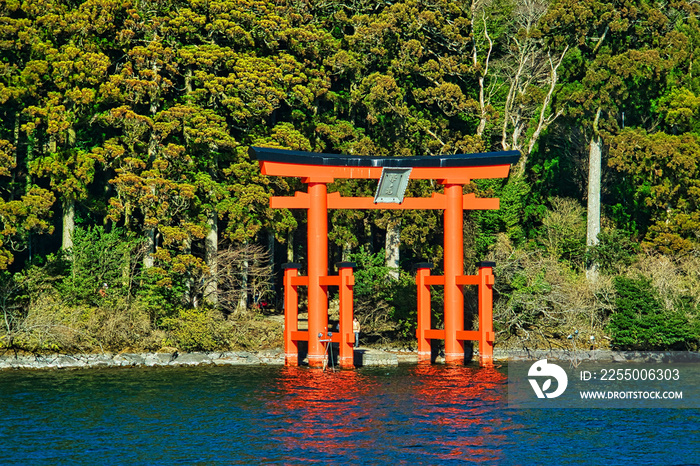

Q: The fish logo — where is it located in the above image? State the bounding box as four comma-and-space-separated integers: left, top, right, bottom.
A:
528, 359, 568, 399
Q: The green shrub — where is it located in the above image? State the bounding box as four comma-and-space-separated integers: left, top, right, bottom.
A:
387, 273, 421, 340
347, 247, 425, 343
587, 229, 640, 275
135, 268, 190, 323
58, 226, 145, 306
608, 276, 698, 350
540, 197, 586, 267
349, 246, 395, 302
160, 308, 228, 352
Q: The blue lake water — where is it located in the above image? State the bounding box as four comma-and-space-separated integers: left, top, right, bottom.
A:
0, 364, 698, 465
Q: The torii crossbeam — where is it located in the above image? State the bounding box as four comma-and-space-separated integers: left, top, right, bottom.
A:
250, 147, 519, 368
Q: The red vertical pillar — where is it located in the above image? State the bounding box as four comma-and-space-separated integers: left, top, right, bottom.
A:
282, 263, 301, 366
307, 182, 329, 368
443, 183, 465, 365
478, 261, 495, 366
415, 263, 433, 364
337, 262, 356, 368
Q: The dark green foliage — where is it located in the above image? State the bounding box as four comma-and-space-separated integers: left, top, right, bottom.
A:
59, 226, 143, 306
349, 247, 395, 303
608, 276, 698, 350
587, 229, 640, 275
473, 174, 549, 257
135, 271, 190, 324
348, 247, 427, 342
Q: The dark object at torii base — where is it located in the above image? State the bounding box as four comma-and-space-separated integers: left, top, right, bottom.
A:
250, 146, 519, 368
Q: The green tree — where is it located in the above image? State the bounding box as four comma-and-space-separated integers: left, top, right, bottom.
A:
0, 0, 62, 266
608, 129, 700, 254
541, 0, 696, 269
609, 276, 698, 350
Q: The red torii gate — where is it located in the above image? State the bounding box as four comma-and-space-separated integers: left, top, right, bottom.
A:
250, 147, 519, 368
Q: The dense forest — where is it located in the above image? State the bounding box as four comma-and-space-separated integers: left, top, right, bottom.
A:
1, 0, 700, 355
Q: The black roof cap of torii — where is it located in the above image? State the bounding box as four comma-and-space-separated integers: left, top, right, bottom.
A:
249, 146, 521, 168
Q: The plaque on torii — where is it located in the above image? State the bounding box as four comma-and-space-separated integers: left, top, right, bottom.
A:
250, 147, 519, 368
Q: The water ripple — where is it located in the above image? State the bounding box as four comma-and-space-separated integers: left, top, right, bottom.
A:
0, 364, 698, 465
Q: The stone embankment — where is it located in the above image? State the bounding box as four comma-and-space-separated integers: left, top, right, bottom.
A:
496, 349, 700, 363
0, 351, 286, 371
2, 348, 699, 371
0, 348, 403, 370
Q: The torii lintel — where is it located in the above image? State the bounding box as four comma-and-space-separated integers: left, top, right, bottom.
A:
250, 146, 520, 184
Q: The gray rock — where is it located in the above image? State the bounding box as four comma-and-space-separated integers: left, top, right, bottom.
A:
87, 357, 112, 368
143, 353, 174, 367
354, 349, 398, 367
238, 353, 261, 365
55, 356, 85, 369
172, 352, 213, 366
113, 353, 145, 367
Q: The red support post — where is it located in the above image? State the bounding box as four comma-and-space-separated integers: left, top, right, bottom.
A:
443, 183, 465, 365
282, 263, 302, 366
307, 182, 329, 368
337, 262, 356, 368
415, 263, 433, 363
478, 261, 496, 366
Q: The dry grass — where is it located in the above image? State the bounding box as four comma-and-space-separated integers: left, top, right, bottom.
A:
629, 253, 700, 310
487, 234, 614, 350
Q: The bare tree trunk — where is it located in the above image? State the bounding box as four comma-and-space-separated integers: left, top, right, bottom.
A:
62, 200, 75, 251
183, 236, 195, 306
47, 134, 76, 258
267, 230, 275, 297
268, 231, 275, 267
216, 244, 273, 313
143, 229, 155, 268
286, 230, 294, 263
342, 242, 352, 262
385, 218, 401, 280
144, 94, 159, 269
11, 112, 19, 201
204, 209, 218, 305
238, 239, 249, 312
185, 67, 193, 94
62, 127, 77, 253
586, 110, 602, 282
522, 47, 568, 171
471, 3, 493, 137
364, 217, 374, 254
496, 0, 567, 174
26, 137, 34, 263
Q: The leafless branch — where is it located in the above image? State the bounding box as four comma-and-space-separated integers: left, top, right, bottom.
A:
203, 243, 274, 316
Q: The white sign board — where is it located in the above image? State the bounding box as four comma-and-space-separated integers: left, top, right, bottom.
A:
374, 167, 412, 203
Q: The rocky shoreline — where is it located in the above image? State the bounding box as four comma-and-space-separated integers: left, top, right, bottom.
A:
0, 347, 406, 370
1, 348, 699, 371
496, 348, 700, 363
0, 350, 287, 371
